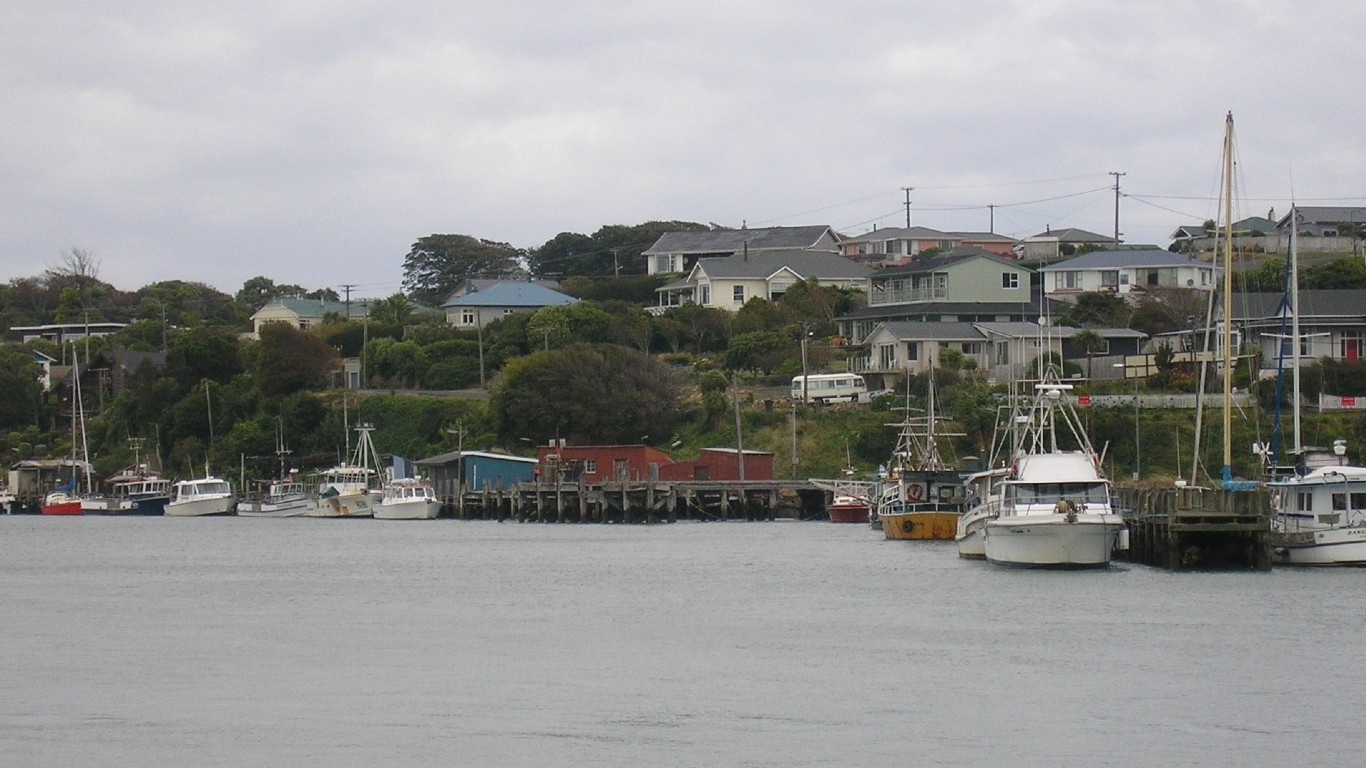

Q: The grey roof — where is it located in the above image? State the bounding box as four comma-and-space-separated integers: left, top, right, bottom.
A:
839, 293, 1060, 322
643, 225, 835, 255
974, 322, 1146, 340
950, 231, 1018, 243
693, 249, 871, 280
416, 450, 537, 466
1233, 290, 1366, 322
1038, 248, 1212, 271
871, 321, 985, 341
1026, 227, 1112, 242
1276, 206, 1366, 229
875, 246, 1022, 278
440, 283, 578, 309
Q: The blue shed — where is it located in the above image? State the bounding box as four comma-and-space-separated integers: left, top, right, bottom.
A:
415, 450, 538, 498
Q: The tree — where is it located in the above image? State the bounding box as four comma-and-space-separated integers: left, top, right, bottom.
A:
1060, 292, 1130, 328
368, 293, 417, 327
1071, 329, 1106, 380
491, 344, 683, 445
0, 344, 43, 430
165, 327, 243, 392
255, 323, 339, 397
402, 234, 524, 306
723, 330, 793, 374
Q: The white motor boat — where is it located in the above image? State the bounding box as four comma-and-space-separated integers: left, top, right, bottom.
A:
1269, 455, 1366, 565
239, 478, 311, 517
979, 378, 1127, 568
375, 477, 441, 520
166, 475, 237, 517
307, 424, 381, 518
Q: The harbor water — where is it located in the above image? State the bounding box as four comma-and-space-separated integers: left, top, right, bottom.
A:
2, 516, 1361, 767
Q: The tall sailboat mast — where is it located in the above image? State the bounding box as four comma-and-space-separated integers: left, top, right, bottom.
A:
1221, 111, 1236, 483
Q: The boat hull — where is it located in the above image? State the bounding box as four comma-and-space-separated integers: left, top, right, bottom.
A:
983, 515, 1124, 568
165, 496, 237, 517
881, 510, 957, 540
237, 500, 310, 518
374, 499, 441, 520
1271, 526, 1366, 566
41, 501, 83, 516
826, 503, 869, 524
308, 492, 375, 518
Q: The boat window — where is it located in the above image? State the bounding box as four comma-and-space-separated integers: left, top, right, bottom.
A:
1333, 493, 1347, 511
1352, 493, 1366, 511
1298, 492, 1313, 513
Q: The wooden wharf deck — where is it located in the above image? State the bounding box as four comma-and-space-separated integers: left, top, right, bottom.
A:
444, 479, 827, 523
1117, 486, 1271, 571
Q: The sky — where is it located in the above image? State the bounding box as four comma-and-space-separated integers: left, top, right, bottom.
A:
4, 1, 1365, 299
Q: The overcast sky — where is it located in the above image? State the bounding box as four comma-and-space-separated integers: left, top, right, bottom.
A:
4, 1, 1364, 299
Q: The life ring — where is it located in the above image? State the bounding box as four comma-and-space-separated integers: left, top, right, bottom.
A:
902, 520, 914, 533
906, 483, 926, 502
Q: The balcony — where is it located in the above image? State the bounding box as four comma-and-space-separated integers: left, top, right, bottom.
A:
868, 285, 948, 306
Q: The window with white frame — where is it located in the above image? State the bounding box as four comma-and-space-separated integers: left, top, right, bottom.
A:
733, 285, 744, 304
878, 344, 896, 369
461, 309, 475, 325
1002, 272, 1019, 289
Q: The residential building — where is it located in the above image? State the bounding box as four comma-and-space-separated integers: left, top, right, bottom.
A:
11, 322, 127, 345
1038, 248, 1218, 300
440, 282, 578, 328
840, 228, 1018, 267
654, 249, 871, 313
1016, 227, 1114, 261
853, 320, 1145, 384
1276, 206, 1366, 237
837, 247, 1043, 343
1232, 290, 1366, 375
642, 225, 839, 275
250, 298, 368, 336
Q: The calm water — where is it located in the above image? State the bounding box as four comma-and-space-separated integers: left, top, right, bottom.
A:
1, 516, 1361, 767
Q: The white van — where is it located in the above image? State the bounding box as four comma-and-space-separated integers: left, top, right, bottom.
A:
790, 373, 869, 404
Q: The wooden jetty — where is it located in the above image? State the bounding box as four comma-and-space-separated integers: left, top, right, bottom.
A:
445, 478, 828, 523
1117, 486, 1271, 571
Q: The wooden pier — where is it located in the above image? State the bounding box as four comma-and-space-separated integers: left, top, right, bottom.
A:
1117, 486, 1271, 571
445, 479, 827, 523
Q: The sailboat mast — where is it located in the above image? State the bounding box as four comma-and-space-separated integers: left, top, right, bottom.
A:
1289, 204, 1303, 455
1221, 111, 1235, 478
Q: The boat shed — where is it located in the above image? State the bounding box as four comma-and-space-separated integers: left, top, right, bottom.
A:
415, 450, 537, 498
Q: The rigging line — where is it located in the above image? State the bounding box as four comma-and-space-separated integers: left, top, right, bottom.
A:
752, 191, 910, 225
1124, 195, 1213, 220
898, 173, 1114, 191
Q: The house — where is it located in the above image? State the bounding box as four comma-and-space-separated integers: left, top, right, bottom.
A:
642, 225, 839, 275
840, 228, 1019, 267
414, 450, 538, 499
31, 349, 56, 391
443, 277, 561, 302
1038, 248, 1218, 300
440, 282, 578, 328
1231, 290, 1366, 375
1171, 215, 1277, 253
10, 322, 127, 345
250, 298, 368, 336
837, 248, 1043, 343
854, 320, 1145, 384
654, 249, 871, 313
1016, 227, 1114, 261
1275, 206, 1366, 237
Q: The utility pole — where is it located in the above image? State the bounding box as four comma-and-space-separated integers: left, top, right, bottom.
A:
339, 283, 357, 319
901, 187, 915, 228
1109, 171, 1126, 247
988, 204, 995, 234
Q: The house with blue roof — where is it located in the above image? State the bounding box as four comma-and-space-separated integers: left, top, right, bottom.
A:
440, 282, 578, 328
1038, 248, 1218, 301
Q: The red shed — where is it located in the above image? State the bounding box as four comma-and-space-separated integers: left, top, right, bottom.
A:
659, 448, 774, 481
535, 444, 674, 483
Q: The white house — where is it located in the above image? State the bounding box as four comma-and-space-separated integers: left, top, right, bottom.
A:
249, 298, 369, 336
642, 225, 839, 275
654, 249, 871, 312
1038, 248, 1218, 301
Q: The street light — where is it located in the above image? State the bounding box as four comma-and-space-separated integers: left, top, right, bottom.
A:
1114, 362, 1139, 480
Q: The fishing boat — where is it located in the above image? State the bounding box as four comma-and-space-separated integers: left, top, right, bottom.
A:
83, 466, 171, 515
1263, 205, 1366, 564
375, 476, 441, 520
978, 371, 1127, 568
166, 473, 237, 517
238, 475, 311, 517
308, 423, 381, 518
874, 372, 966, 541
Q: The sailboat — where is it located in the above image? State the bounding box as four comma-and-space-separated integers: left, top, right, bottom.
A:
238, 421, 309, 517
42, 354, 91, 515
1265, 205, 1366, 564
873, 371, 967, 541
